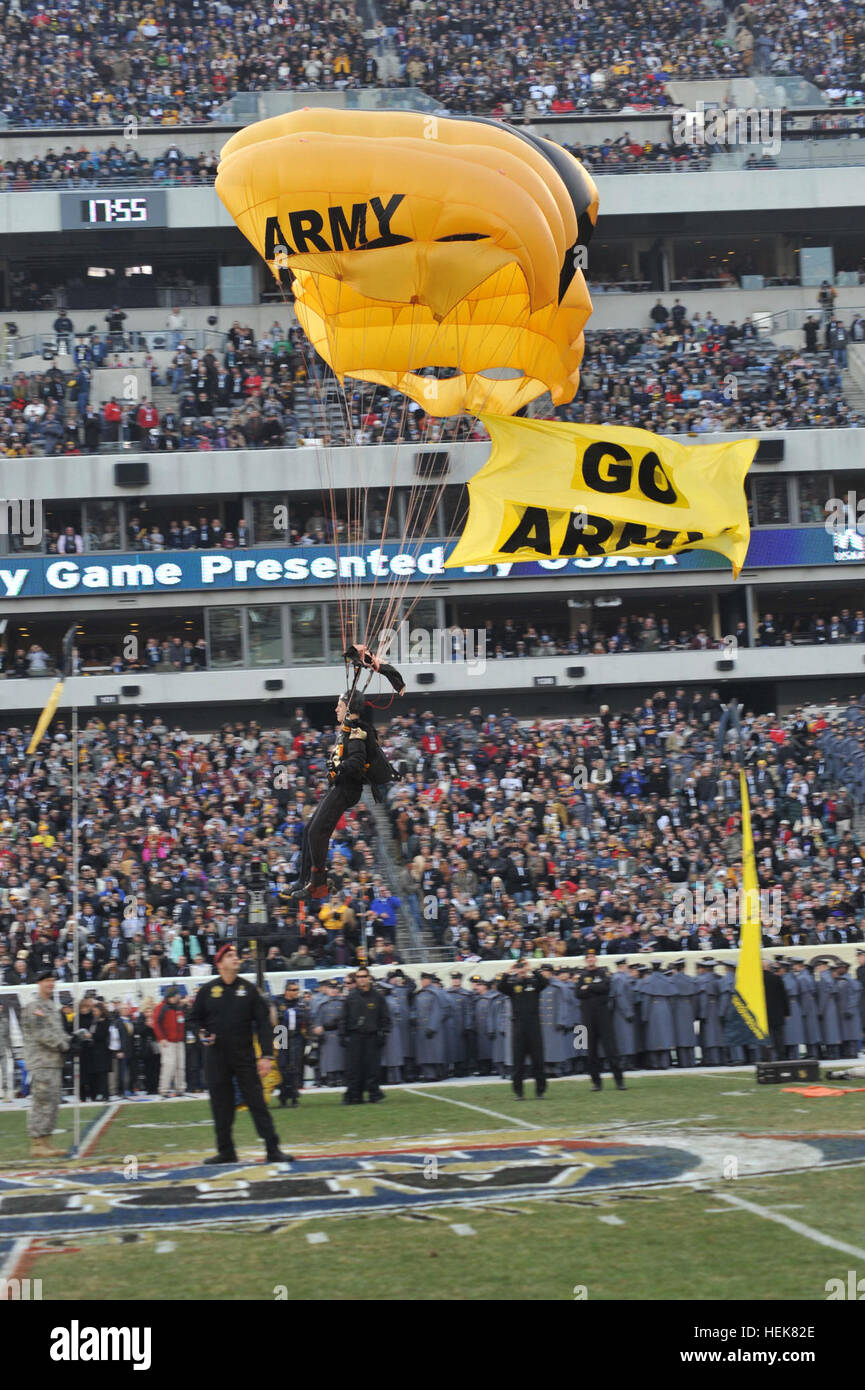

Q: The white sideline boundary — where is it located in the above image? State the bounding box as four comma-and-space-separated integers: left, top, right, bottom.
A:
0, 1238, 31, 1282
399, 1086, 542, 1130
713, 1189, 865, 1261
77, 1101, 122, 1159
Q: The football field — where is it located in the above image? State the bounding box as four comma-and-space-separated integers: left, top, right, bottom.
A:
2, 1072, 864, 1301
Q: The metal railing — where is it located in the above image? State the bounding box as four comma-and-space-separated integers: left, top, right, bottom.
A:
764, 305, 865, 335
7, 328, 230, 360
0, 173, 214, 192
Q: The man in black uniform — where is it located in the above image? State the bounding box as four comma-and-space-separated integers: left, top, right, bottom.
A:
276, 979, 308, 1107
296, 694, 399, 900
497, 958, 549, 1099
189, 944, 292, 1164
339, 965, 390, 1104
575, 949, 626, 1092
762, 960, 790, 1060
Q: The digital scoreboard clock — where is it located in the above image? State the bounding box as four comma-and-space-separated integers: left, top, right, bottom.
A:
82, 197, 149, 224
59, 190, 168, 230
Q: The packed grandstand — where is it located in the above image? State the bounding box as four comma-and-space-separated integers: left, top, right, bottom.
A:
3, 0, 865, 127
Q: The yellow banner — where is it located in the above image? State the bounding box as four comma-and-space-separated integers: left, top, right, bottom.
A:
26, 679, 64, 755
731, 769, 769, 1041
445, 415, 757, 577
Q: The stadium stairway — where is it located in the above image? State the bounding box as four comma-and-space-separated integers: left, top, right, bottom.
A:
845, 344, 865, 417
368, 802, 448, 961
293, 380, 353, 444
842, 368, 865, 418
149, 380, 177, 416
363, 1, 403, 82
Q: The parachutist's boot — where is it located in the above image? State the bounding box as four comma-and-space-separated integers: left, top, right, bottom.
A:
291, 867, 329, 901
308, 868, 329, 901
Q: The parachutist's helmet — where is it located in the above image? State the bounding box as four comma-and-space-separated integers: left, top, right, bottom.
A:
341, 693, 374, 724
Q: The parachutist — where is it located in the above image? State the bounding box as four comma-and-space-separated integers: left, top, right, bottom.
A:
295, 693, 400, 900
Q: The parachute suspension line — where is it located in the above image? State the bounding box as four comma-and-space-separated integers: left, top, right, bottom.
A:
378, 285, 485, 640
364, 388, 410, 652
276, 272, 353, 654
393, 394, 469, 634
360, 301, 431, 658
307, 271, 361, 656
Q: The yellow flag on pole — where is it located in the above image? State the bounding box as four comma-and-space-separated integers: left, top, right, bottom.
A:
446, 414, 756, 577
726, 769, 769, 1045
26, 679, 64, 755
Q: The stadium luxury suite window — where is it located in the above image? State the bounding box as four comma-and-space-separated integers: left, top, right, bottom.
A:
247, 606, 284, 667
751, 476, 790, 526
252, 494, 288, 545
84, 500, 122, 551
206, 607, 244, 668
290, 604, 325, 664
797, 474, 831, 524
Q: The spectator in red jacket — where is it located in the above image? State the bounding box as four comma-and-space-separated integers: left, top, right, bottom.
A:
153, 986, 187, 1097
103, 398, 122, 441
136, 399, 159, 436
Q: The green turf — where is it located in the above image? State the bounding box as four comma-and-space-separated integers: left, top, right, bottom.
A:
23, 1167, 862, 1301
86, 1074, 865, 1165
4, 1077, 864, 1300
1, 1074, 864, 1167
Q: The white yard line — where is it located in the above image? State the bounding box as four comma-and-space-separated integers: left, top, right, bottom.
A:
713, 1189, 865, 1260
77, 1101, 122, 1159
399, 1087, 541, 1131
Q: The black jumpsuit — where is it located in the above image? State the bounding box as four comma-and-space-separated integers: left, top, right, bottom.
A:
299, 715, 393, 882
497, 972, 549, 1098
340, 987, 391, 1102
189, 974, 282, 1159
575, 966, 624, 1087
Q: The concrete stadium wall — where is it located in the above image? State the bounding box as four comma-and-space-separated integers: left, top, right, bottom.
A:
3, 640, 865, 715
0, 426, 848, 504
3, 165, 865, 239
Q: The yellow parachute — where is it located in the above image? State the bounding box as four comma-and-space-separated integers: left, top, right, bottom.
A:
216, 109, 598, 417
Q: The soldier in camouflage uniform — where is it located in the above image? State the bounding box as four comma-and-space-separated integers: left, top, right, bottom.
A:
21, 969, 70, 1158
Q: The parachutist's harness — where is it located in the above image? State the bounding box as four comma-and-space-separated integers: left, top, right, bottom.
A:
327, 712, 400, 803
343, 643, 406, 700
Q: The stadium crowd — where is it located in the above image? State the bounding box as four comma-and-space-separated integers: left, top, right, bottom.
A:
568, 308, 864, 435
0, 0, 373, 127
0, 697, 864, 974
0, 144, 221, 190
0, 137, 713, 192
0, 635, 208, 678
1, 694, 865, 1100
383, 697, 865, 958
2, 0, 865, 131
2, 305, 861, 457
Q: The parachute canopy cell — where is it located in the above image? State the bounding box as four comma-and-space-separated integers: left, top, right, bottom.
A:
216, 109, 598, 417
